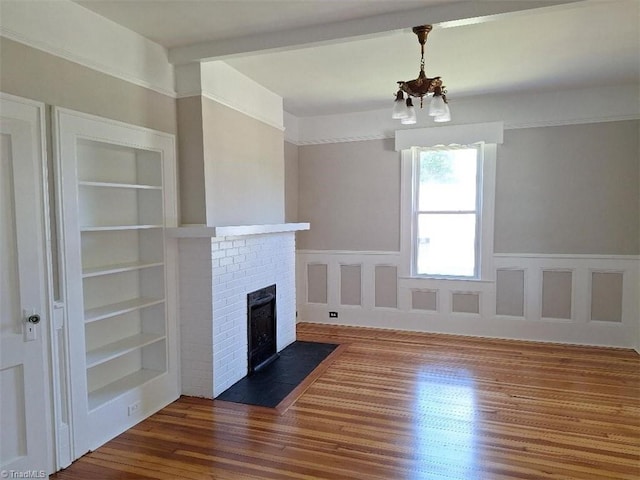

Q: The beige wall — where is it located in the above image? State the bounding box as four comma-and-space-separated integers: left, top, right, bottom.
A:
297, 138, 400, 251
1, 37, 178, 299
0, 38, 177, 134
284, 141, 299, 223
297, 120, 639, 255
201, 98, 285, 226
1, 37, 287, 228
177, 97, 206, 224
495, 120, 639, 254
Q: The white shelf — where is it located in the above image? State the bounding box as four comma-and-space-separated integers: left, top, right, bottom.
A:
79, 181, 162, 190
82, 261, 164, 278
80, 225, 163, 232
85, 297, 165, 323
87, 368, 165, 411
86, 333, 165, 368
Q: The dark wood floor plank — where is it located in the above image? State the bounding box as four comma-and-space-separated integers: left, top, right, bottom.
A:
52, 323, 640, 479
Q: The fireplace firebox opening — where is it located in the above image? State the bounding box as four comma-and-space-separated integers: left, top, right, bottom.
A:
247, 284, 278, 374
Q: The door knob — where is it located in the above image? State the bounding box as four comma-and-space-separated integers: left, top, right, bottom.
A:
27, 314, 41, 324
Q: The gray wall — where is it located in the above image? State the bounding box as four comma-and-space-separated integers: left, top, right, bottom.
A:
296, 120, 639, 255
0, 37, 178, 299
297, 138, 400, 251
495, 121, 639, 254
284, 141, 299, 223
0, 37, 177, 135
177, 97, 206, 224
201, 97, 285, 226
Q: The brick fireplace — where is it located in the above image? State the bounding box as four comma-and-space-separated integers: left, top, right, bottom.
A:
170, 63, 309, 398
172, 223, 308, 398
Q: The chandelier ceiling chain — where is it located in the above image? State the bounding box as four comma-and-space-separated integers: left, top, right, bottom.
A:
392, 25, 451, 124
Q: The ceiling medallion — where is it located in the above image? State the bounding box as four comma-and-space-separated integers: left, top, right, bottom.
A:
392, 25, 451, 125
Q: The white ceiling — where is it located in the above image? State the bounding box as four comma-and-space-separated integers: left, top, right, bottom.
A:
75, 0, 639, 117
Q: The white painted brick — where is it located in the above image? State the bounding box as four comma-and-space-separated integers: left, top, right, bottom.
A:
212, 249, 226, 259
180, 232, 298, 398
213, 295, 228, 306
231, 255, 246, 265
216, 271, 235, 284
219, 257, 234, 267
212, 265, 228, 276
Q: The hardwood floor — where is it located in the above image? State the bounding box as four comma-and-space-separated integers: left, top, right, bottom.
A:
51, 323, 640, 479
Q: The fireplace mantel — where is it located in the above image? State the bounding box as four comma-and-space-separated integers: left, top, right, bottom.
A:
166, 222, 309, 238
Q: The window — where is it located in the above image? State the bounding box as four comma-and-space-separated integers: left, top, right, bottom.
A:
414, 145, 482, 278
397, 122, 501, 282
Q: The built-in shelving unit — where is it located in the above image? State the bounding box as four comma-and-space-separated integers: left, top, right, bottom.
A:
55, 108, 179, 457
78, 138, 168, 411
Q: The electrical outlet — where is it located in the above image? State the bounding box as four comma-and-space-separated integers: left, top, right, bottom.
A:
329, 311, 338, 318
128, 401, 141, 416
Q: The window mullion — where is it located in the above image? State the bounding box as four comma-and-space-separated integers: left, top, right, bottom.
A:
416, 210, 477, 215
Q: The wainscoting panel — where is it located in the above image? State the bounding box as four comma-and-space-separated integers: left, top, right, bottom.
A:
340, 264, 362, 306
541, 270, 574, 320
307, 263, 328, 304
296, 251, 639, 349
411, 290, 438, 311
496, 269, 525, 317
451, 292, 481, 315
375, 265, 398, 308
590, 271, 623, 322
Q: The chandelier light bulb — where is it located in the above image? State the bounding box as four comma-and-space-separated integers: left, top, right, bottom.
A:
401, 98, 417, 125
428, 94, 446, 117
392, 91, 409, 119
434, 102, 451, 123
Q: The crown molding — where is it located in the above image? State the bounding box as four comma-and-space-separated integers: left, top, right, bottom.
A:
176, 61, 284, 131
505, 114, 640, 130
1, 29, 176, 98
177, 91, 285, 132
0, 0, 175, 97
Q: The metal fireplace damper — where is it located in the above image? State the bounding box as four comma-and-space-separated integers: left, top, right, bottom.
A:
247, 284, 278, 374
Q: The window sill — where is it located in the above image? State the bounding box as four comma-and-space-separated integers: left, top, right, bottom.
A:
398, 276, 494, 284
398, 276, 495, 290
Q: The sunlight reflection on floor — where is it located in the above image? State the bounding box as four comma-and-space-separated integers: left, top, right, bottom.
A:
411, 367, 478, 479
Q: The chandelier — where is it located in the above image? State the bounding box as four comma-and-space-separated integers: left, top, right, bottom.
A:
392, 25, 451, 124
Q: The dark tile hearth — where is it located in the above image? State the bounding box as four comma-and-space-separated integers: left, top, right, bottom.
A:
216, 341, 338, 408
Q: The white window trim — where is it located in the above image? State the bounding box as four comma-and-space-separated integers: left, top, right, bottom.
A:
412, 144, 483, 279
398, 125, 499, 283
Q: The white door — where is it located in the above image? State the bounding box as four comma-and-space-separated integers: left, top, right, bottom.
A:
0, 95, 51, 475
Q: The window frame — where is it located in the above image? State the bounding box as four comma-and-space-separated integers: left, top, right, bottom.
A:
400, 142, 496, 283
412, 144, 483, 279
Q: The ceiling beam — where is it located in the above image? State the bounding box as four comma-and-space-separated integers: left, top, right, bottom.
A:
168, 0, 586, 65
